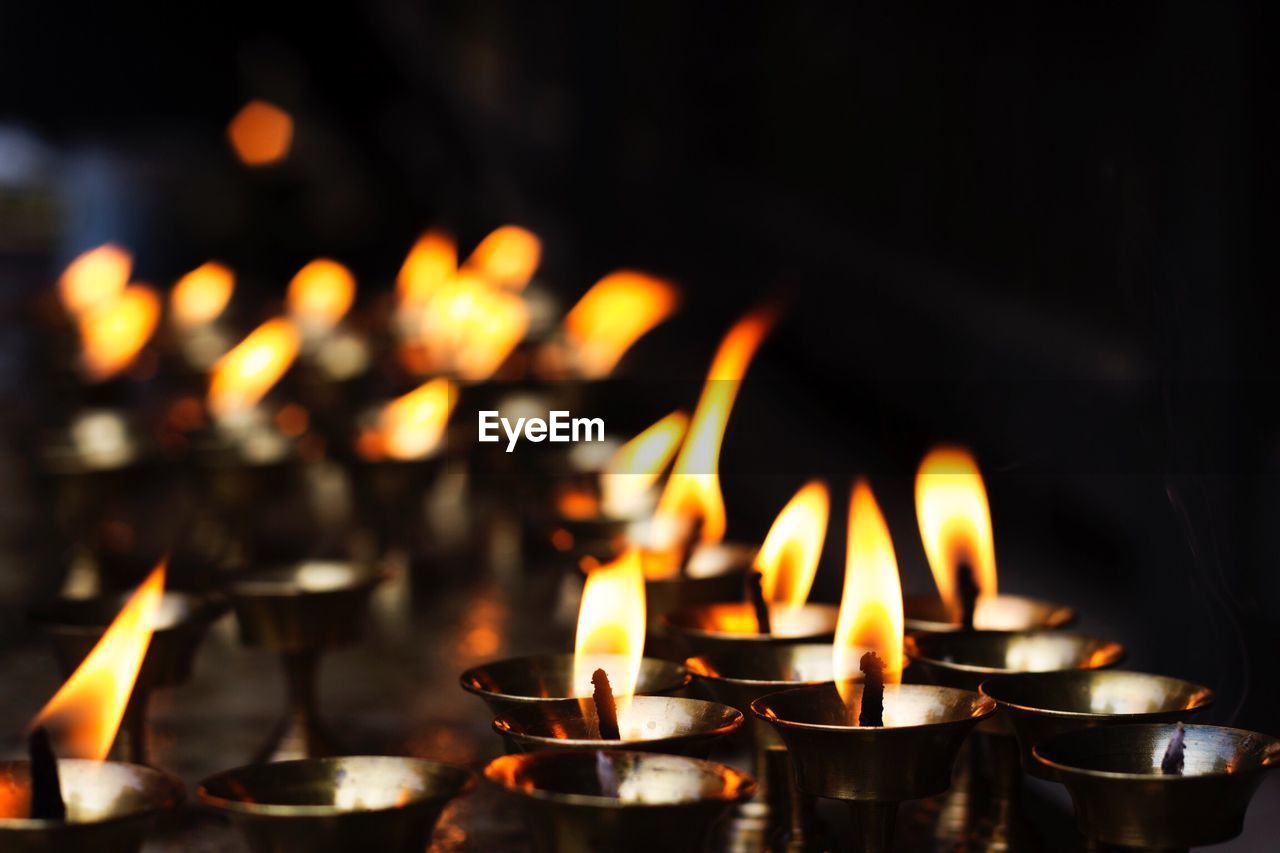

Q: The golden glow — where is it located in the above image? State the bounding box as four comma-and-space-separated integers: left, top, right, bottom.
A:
647, 309, 775, 577
287, 259, 356, 332
359, 377, 457, 461
419, 270, 528, 380
208, 318, 300, 418
563, 271, 679, 378
915, 445, 998, 621
59, 244, 131, 317
463, 225, 541, 290
171, 261, 234, 328
600, 411, 689, 518
834, 481, 905, 698
573, 549, 646, 726
755, 481, 829, 612
31, 563, 165, 760
397, 229, 457, 307
227, 100, 293, 166
79, 285, 161, 381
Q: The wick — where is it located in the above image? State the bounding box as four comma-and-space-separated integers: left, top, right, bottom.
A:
957, 561, 980, 630
746, 570, 773, 634
858, 651, 886, 727
592, 668, 621, 740
1160, 722, 1187, 776
27, 726, 66, 821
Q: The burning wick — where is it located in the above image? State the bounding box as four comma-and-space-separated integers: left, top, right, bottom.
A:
27, 726, 66, 821
592, 669, 621, 740
957, 561, 980, 630
746, 570, 773, 634
858, 651, 886, 727
1161, 722, 1187, 776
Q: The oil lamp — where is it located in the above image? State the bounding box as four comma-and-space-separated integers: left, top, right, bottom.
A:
1034, 723, 1280, 850
226, 560, 387, 762
199, 755, 473, 853
484, 749, 755, 853
168, 260, 236, 371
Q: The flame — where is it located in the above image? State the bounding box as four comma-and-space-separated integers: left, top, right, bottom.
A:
563, 271, 679, 378
79, 285, 161, 381
834, 481, 904, 698
397, 229, 457, 307
208, 318, 300, 418
419, 270, 528, 380
358, 378, 457, 460
228, 100, 293, 166
573, 549, 646, 725
59, 244, 131, 317
463, 225, 541, 290
915, 446, 998, 620
287, 259, 356, 332
31, 564, 165, 760
171, 261, 234, 328
647, 309, 775, 577
600, 411, 688, 518
755, 481, 829, 614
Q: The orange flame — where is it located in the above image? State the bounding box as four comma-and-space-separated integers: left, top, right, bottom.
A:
755, 481, 829, 611
59, 244, 131, 317
358, 377, 457, 461
600, 411, 688, 518
573, 549, 646, 727
171, 261, 234, 328
563, 271, 679, 378
463, 225, 541, 290
208, 318, 300, 418
31, 563, 165, 760
397, 229, 457, 307
834, 481, 904, 698
79, 285, 161, 381
228, 100, 293, 166
287, 259, 356, 333
915, 446, 998, 621
419, 270, 528, 380
647, 309, 775, 577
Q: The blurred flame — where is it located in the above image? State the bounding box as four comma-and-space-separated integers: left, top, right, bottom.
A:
287, 259, 356, 332
79, 285, 161, 381
59, 244, 131, 317
419, 270, 528, 380
647, 309, 775, 577
171, 262, 234, 328
600, 411, 688, 518
915, 446, 998, 620
208, 318, 300, 418
563, 271, 679, 378
755, 481, 829, 613
463, 225, 541, 290
397, 229, 457, 307
228, 100, 293, 166
358, 377, 457, 461
573, 549, 646, 726
834, 481, 904, 700
31, 563, 165, 760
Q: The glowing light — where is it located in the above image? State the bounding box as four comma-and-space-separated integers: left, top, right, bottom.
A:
171, 261, 234, 328
358, 377, 457, 461
59, 244, 131, 317
464, 225, 541, 290
78, 285, 161, 381
228, 100, 293, 166
754, 481, 829, 613
915, 445, 998, 621
208, 318, 300, 418
573, 550, 646, 730
287, 259, 356, 333
600, 411, 688, 518
563, 271, 679, 378
397, 229, 457, 307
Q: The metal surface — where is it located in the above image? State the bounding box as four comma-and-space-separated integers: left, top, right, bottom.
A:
1033, 723, 1280, 850
642, 542, 756, 627
903, 593, 1075, 634
905, 630, 1125, 696
459, 654, 690, 717
659, 603, 838, 656
484, 748, 755, 853
199, 755, 473, 853
0, 759, 184, 853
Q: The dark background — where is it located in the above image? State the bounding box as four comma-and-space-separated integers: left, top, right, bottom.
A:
0, 0, 1274, 735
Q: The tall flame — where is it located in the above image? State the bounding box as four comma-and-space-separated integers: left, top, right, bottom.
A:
59, 244, 131, 317
397, 229, 457, 307
573, 549, 646, 724
834, 481, 904, 697
227, 100, 293, 167
755, 481, 829, 610
31, 564, 165, 760
358, 377, 457, 461
208, 318, 300, 418
79, 285, 161, 381
600, 411, 688, 518
915, 446, 998, 620
287, 259, 356, 333
647, 309, 775, 576
171, 261, 234, 328
419, 270, 528, 380
563, 271, 679, 378
463, 225, 541, 290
